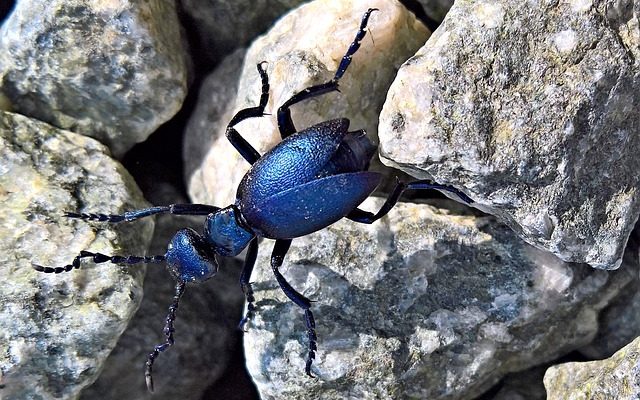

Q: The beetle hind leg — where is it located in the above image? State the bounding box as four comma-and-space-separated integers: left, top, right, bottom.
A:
347, 179, 474, 224
226, 62, 271, 164
270, 239, 318, 377
277, 8, 379, 139
238, 238, 259, 330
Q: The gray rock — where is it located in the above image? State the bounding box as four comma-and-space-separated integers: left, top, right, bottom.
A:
418, 0, 454, 23
179, 0, 307, 62
580, 229, 640, 359
378, 0, 640, 269
183, 48, 246, 180
0, 111, 153, 399
243, 198, 635, 400
544, 336, 640, 399
0, 0, 189, 157
80, 185, 245, 400
489, 366, 548, 400
187, 0, 429, 206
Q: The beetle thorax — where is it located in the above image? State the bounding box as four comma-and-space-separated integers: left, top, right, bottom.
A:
204, 205, 255, 257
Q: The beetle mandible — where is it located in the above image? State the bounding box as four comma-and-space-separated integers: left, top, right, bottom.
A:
33, 8, 473, 392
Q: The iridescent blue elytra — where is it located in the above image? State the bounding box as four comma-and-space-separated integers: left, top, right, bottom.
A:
32, 8, 473, 393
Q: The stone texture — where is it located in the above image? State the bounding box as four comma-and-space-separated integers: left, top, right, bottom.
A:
179, 0, 307, 62
187, 0, 429, 206
378, 0, 640, 269
79, 184, 245, 400
0, 111, 153, 399
0, 0, 189, 157
243, 198, 635, 400
418, 0, 454, 23
580, 229, 640, 359
183, 48, 246, 179
544, 336, 640, 400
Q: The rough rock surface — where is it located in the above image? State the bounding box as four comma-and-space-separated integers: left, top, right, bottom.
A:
243, 198, 635, 400
0, 111, 153, 400
378, 0, 640, 269
418, 0, 454, 23
0, 0, 189, 157
179, 0, 307, 63
187, 0, 429, 206
544, 336, 640, 399
79, 185, 245, 400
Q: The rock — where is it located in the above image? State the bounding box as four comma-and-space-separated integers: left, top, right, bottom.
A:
187, 0, 429, 206
243, 198, 635, 400
544, 336, 640, 399
418, 0, 454, 23
0, 111, 153, 399
183, 48, 246, 179
378, 0, 640, 269
79, 184, 246, 400
0, 0, 189, 157
579, 229, 640, 359
179, 0, 307, 63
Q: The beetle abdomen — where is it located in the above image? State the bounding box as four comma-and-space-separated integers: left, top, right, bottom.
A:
240, 171, 381, 239
315, 129, 376, 178
236, 119, 350, 206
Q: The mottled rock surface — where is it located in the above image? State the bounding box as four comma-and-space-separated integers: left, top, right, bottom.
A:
0, 111, 153, 399
187, 0, 429, 206
79, 185, 245, 400
379, 0, 640, 269
418, 0, 454, 23
544, 336, 640, 399
243, 198, 635, 400
580, 230, 640, 359
0, 0, 189, 156
179, 0, 306, 62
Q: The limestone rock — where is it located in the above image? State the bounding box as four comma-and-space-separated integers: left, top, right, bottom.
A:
544, 336, 640, 400
0, 0, 189, 157
243, 198, 634, 400
378, 0, 640, 269
0, 111, 153, 399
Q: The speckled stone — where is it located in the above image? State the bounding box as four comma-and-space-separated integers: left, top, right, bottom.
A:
0, 111, 153, 399
0, 0, 189, 157
243, 198, 635, 400
378, 0, 640, 269
544, 336, 640, 400
179, 0, 307, 62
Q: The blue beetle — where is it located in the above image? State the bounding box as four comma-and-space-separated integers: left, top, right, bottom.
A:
34, 9, 472, 392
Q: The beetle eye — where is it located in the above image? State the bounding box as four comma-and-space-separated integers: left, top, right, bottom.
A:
165, 228, 218, 282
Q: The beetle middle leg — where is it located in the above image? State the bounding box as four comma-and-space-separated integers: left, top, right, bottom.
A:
277, 8, 378, 139
226, 61, 270, 164
270, 239, 318, 377
347, 179, 474, 224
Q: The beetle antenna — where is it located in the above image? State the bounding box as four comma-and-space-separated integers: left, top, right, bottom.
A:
32, 251, 165, 274
145, 280, 186, 393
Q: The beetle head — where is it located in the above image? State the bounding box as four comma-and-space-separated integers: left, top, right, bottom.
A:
165, 228, 219, 283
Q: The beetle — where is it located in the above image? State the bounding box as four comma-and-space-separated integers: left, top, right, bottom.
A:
33, 8, 472, 392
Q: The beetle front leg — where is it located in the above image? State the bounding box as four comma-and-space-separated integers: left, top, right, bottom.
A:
270, 239, 318, 377
238, 238, 259, 331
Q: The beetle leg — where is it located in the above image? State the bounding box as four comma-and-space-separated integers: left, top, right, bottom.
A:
32, 250, 165, 273
270, 239, 318, 377
226, 62, 270, 164
145, 280, 186, 393
347, 179, 474, 224
238, 238, 259, 331
63, 204, 220, 223
277, 8, 378, 139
